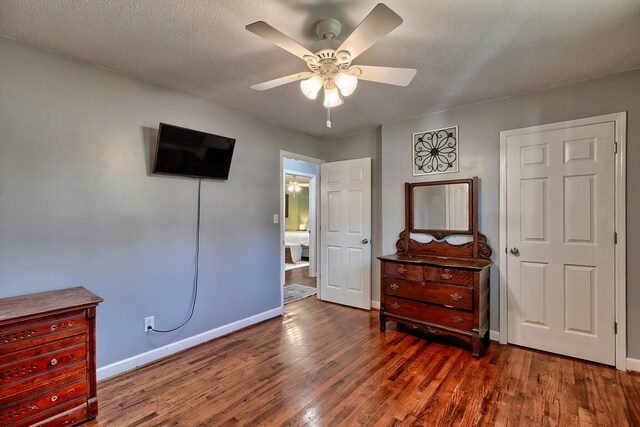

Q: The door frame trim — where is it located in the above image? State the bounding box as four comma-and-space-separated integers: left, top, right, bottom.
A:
279, 151, 324, 311
499, 112, 627, 370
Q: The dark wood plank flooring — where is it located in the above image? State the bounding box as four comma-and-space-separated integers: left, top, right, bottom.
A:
90, 298, 640, 426
285, 265, 315, 287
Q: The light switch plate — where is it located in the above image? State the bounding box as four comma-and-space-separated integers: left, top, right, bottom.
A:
273, 214, 279, 224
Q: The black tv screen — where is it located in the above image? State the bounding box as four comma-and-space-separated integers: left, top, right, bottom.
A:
153, 123, 235, 180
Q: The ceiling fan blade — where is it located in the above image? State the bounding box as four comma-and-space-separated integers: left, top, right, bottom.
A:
250, 72, 311, 91
352, 66, 416, 86
337, 4, 403, 60
246, 21, 316, 61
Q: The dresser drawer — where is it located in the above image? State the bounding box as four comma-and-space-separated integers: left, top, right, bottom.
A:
0, 380, 86, 427
0, 366, 85, 406
383, 277, 473, 310
383, 262, 423, 280
424, 266, 474, 286
384, 296, 473, 331
0, 312, 87, 354
0, 335, 86, 390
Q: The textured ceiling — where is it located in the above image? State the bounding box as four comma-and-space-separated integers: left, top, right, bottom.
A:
1, 0, 639, 138
285, 174, 310, 185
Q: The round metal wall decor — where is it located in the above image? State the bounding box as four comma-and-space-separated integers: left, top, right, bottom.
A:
412, 126, 459, 176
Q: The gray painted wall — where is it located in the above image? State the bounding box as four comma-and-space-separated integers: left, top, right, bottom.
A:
0, 38, 323, 368
327, 70, 640, 359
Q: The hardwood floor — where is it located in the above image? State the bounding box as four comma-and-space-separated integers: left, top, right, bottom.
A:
285, 265, 316, 287
90, 298, 640, 426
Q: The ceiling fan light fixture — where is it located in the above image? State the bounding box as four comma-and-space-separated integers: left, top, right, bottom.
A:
287, 179, 302, 193
323, 85, 343, 108
246, 3, 414, 129
300, 75, 323, 100
335, 72, 358, 97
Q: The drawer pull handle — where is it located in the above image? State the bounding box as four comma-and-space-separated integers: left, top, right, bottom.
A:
389, 283, 400, 291
68, 321, 73, 327
391, 303, 401, 310
413, 324, 436, 334
441, 274, 453, 280
452, 316, 463, 324
449, 293, 463, 302
397, 266, 407, 274
50, 325, 57, 331
50, 358, 58, 366
51, 395, 58, 402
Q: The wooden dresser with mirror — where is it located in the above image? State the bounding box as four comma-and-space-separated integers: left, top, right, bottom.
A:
379, 177, 493, 357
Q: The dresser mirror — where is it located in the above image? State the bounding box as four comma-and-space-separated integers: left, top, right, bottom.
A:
410, 179, 472, 235
399, 177, 487, 258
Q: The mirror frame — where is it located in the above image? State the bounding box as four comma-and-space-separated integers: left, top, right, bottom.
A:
407, 178, 475, 238
398, 177, 489, 259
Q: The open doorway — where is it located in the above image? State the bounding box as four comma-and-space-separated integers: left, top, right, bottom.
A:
281, 155, 320, 306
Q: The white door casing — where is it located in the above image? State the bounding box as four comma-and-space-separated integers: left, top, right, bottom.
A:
320, 158, 372, 310
502, 119, 620, 366
308, 176, 317, 278
279, 151, 324, 308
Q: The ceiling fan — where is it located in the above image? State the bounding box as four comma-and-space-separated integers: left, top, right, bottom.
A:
286, 175, 309, 193
246, 3, 416, 128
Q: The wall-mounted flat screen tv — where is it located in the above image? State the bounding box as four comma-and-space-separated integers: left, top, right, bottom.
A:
153, 123, 235, 180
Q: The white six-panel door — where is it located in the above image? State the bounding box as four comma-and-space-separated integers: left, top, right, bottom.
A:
505, 122, 616, 365
320, 158, 371, 310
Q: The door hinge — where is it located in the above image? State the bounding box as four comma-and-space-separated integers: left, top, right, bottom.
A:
614, 141, 618, 154
615, 322, 618, 334
614, 232, 618, 244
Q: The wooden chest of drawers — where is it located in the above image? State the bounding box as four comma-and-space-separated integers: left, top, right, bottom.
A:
379, 254, 491, 357
0, 287, 102, 427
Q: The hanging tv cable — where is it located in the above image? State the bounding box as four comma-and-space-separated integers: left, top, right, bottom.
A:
149, 178, 201, 333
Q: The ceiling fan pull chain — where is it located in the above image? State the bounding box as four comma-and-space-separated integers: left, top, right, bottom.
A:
326, 106, 331, 128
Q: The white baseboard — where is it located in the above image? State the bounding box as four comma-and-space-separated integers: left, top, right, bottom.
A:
96, 306, 283, 381
371, 300, 380, 310
485, 333, 637, 371
627, 357, 640, 373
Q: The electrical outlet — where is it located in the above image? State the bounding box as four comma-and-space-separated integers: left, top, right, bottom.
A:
144, 316, 154, 333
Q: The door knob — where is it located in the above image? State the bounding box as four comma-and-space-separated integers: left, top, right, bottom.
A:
510, 247, 520, 256
362, 239, 369, 244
